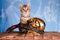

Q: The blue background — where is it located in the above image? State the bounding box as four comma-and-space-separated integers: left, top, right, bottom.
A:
0, 0, 60, 32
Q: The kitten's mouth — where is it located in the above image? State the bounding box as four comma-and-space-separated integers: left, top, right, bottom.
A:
24, 10, 27, 12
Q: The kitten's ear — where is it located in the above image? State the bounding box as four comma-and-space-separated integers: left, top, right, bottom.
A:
20, 4, 23, 8
27, 3, 31, 7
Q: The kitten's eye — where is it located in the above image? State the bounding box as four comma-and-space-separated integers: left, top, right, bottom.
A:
27, 9, 28, 10
27, 8, 30, 10
23, 9, 24, 10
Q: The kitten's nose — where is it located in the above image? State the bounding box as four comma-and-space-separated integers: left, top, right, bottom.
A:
25, 10, 27, 12
24, 8, 27, 12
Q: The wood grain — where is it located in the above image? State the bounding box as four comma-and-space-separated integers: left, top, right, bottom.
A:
0, 32, 60, 40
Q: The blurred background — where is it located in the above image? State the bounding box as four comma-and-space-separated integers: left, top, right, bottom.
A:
0, 0, 60, 32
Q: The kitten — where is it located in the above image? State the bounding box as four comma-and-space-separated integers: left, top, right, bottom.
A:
20, 4, 31, 24
6, 4, 31, 33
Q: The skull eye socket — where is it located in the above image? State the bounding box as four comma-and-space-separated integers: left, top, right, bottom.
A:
36, 21, 39, 26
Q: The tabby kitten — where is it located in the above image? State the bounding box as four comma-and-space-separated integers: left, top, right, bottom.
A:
6, 4, 31, 33
20, 4, 31, 24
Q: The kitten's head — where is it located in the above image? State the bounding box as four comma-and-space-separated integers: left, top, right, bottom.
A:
20, 4, 30, 13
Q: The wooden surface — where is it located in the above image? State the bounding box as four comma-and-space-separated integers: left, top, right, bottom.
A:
0, 32, 60, 40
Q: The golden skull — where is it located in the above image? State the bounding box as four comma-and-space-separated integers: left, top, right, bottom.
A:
27, 18, 46, 32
